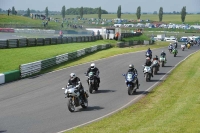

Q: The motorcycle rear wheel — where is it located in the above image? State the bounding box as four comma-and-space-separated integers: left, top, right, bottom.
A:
81, 98, 88, 108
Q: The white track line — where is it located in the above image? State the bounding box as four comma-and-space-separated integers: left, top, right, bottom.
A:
57, 49, 200, 133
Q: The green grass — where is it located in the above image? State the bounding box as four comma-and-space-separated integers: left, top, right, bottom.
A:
122, 34, 150, 41
64, 48, 200, 133
0, 40, 116, 73
51, 14, 200, 24
29, 41, 169, 75
1, 14, 200, 30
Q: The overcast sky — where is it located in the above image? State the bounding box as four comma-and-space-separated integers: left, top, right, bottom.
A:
1, 0, 200, 13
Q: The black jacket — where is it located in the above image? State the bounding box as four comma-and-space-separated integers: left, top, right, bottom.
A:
68, 77, 81, 87
144, 60, 152, 66
127, 68, 138, 75
86, 67, 100, 76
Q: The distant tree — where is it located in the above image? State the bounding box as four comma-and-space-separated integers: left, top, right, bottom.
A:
27, 8, 30, 17
159, 7, 163, 22
117, 5, 121, 18
61, 6, 66, 19
45, 7, 48, 18
136, 6, 141, 20
181, 6, 186, 22
98, 7, 101, 19
12, 6, 15, 15
153, 11, 157, 14
80, 7, 83, 18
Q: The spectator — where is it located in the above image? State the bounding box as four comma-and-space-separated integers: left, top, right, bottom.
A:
97, 30, 100, 36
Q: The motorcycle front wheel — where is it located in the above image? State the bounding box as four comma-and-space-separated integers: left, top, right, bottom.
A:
89, 84, 93, 94
67, 98, 75, 112
161, 61, 164, 67
128, 86, 132, 95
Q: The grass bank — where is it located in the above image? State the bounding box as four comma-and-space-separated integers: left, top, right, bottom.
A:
65, 49, 200, 133
0, 38, 168, 74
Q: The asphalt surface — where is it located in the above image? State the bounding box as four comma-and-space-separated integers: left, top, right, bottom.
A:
0, 44, 199, 133
0, 32, 91, 40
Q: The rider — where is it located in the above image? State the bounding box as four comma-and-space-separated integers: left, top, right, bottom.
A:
146, 48, 152, 59
160, 50, 167, 62
152, 55, 160, 71
127, 64, 139, 89
174, 40, 178, 48
168, 43, 173, 52
144, 57, 153, 77
67, 73, 85, 103
86, 63, 100, 87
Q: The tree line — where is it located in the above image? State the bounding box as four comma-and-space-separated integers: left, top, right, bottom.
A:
1, 5, 188, 22
65, 7, 108, 15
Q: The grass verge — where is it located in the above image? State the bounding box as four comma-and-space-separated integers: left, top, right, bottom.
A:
64, 49, 200, 133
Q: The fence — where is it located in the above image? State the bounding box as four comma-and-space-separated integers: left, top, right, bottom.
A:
116, 40, 153, 48
0, 35, 103, 48
19, 44, 111, 78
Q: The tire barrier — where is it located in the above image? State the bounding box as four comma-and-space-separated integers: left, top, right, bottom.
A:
0, 35, 103, 49
116, 40, 152, 48
19, 44, 111, 78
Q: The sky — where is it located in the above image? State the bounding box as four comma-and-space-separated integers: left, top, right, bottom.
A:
0, 0, 200, 13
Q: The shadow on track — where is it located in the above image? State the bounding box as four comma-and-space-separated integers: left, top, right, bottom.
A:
94, 89, 116, 94
77, 106, 104, 112
149, 79, 164, 82
0, 130, 7, 133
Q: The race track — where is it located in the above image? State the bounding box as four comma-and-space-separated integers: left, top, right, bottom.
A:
0, 44, 199, 133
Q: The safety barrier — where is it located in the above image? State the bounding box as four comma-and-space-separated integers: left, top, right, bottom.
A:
0, 28, 14, 33
0, 35, 103, 49
19, 44, 111, 78
0, 70, 20, 84
116, 40, 152, 48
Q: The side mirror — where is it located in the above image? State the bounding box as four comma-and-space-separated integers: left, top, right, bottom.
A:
62, 87, 65, 90
122, 74, 125, 76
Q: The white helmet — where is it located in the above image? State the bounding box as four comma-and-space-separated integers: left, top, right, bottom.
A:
70, 73, 76, 80
91, 63, 95, 69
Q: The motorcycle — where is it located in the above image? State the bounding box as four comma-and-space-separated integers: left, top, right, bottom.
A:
62, 85, 89, 112
152, 60, 159, 75
181, 44, 186, 51
122, 72, 138, 95
187, 43, 191, 49
85, 72, 99, 94
159, 56, 166, 67
142, 65, 152, 82
145, 52, 152, 59
172, 48, 178, 57
168, 48, 172, 53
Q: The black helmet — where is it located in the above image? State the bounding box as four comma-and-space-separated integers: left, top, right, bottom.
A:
148, 48, 150, 50
129, 64, 134, 69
